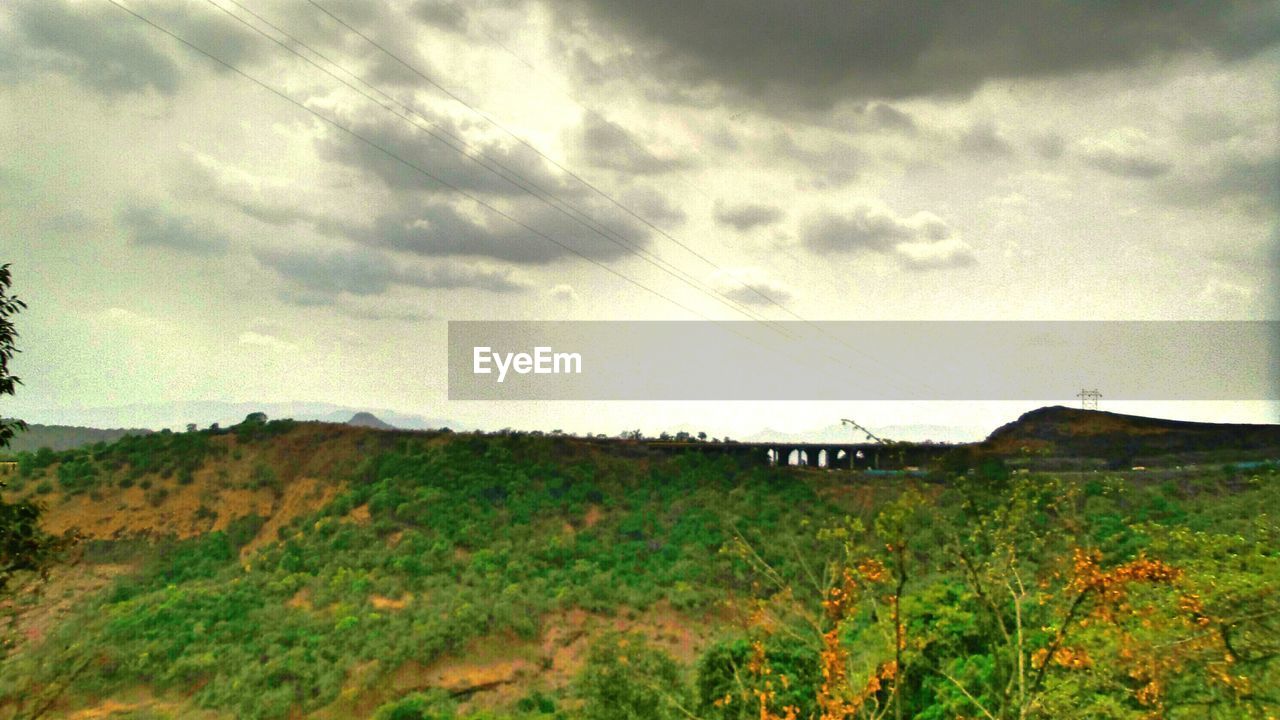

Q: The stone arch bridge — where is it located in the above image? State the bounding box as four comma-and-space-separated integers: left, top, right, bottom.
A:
640, 440, 957, 470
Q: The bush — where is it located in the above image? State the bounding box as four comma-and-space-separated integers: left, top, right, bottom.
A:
372, 690, 456, 720
146, 487, 169, 507
250, 463, 282, 496
574, 633, 691, 720
697, 638, 820, 719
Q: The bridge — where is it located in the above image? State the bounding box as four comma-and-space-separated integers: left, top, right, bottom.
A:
637, 440, 959, 470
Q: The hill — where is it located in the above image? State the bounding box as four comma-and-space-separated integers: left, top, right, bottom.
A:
347, 411, 396, 430
0, 422, 152, 454
982, 405, 1280, 465
1, 417, 1277, 719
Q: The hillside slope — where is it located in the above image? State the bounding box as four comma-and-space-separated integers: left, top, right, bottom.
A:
1, 418, 1277, 719
982, 405, 1280, 463
1, 423, 153, 454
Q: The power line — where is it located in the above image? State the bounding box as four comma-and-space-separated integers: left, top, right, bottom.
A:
306, 0, 798, 315
205, 3, 941, 394
207, 0, 795, 333
105, 0, 877, 390
107, 0, 925, 397
103, 0, 709, 322
303, 0, 936, 395
431, 0, 714, 204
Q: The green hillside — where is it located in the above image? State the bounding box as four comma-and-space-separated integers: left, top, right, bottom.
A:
1, 421, 1277, 719
0, 423, 153, 455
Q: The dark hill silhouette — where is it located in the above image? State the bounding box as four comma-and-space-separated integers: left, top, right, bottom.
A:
1, 422, 152, 454
347, 411, 396, 430
982, 406, 1280, 465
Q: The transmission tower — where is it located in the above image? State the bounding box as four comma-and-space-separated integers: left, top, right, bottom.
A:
1077, 389, 1102, 410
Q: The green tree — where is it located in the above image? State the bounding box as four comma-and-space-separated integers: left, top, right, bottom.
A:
1, 264, 75, 648
0, 264, 26, 452
574, 632, 693, 720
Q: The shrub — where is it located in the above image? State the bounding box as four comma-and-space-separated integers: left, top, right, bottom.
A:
372, 690, 456, 720
573, 633, 691, 720
146, 487, 169, 507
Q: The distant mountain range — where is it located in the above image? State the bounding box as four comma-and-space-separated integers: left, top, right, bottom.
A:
11, 401, 465, 434
1, 423, 153, 453
0, 407, 435, 454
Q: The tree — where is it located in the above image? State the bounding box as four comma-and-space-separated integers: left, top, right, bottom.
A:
574, 633, 693, 720
0, 264, 76, 654
0, 265, 25, 452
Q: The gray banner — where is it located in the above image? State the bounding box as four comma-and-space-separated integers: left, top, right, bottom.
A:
447, 321, 1279, 401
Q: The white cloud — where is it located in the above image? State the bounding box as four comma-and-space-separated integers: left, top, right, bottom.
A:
549, 283, 580, 303
237, 330, 297, 352
709, 267, 793, 306
802, 203, 974, 270
1076, 128, 1172, 178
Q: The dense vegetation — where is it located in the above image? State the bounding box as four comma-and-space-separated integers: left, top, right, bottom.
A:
0, 424, 1277, 719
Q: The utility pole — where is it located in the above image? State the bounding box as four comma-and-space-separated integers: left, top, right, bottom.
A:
1077, 389, 1101, 410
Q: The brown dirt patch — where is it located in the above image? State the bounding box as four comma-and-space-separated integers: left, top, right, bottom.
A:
240, 477, 343, 558
370, 594, 411, 611
346, 504, 372, 525
286, 587, 314, 612
379, 601, 724, 713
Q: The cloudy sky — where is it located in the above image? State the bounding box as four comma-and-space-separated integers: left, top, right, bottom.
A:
2, 0, 1278, 435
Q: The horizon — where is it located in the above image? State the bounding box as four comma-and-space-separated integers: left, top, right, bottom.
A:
3, 3, 1280, 718
3, 0, 1278, 439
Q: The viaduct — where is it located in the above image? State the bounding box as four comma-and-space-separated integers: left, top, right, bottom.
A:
637, 440, 959, 470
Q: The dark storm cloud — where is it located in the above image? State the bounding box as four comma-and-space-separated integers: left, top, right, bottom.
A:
1161, 153, 1280, 216
411, 0, 469, 32
1032, 133, 1066, 160
721, 280, 792, 307
863, 103, 917, 133
714, 202, 785, 231
8, 1, 181, 96
192, 147, 655, 266
766, 131, 862, 189
46, 210, 94, 234
318, 111, 580, 199
362, 200, 649, 264
5, 0, 274, 96
567, 114, 689, 175
118, 205, 230, 255
804, 207, 935, 253
621, 186, 687, 227
802, 205, 975, 270
554, 1, 1280, 107
1178, 111, 1251, 145
1081, 147, 1173, 179
258, 246, 398, 296
230, 0, 442, 90
255, 245, 528, 297
959, 122, 1014, 159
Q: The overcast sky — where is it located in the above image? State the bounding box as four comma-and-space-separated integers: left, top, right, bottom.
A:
2, 0, 1278, 435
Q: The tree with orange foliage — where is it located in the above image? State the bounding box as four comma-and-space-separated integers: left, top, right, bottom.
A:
712, 475, 1280, 720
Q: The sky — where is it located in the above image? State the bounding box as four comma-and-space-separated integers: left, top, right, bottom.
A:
1, 0, 1278, 436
